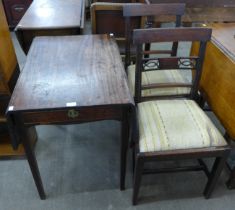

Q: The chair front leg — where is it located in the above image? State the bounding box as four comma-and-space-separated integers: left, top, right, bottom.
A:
225, 136, 235, 189
132, 144, 136, 173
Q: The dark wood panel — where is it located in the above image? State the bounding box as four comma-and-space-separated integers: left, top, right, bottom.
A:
2, 0, 32, 28
91, 2, 141, 57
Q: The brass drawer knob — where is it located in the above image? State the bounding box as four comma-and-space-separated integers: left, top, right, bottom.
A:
68, 109, 79, 118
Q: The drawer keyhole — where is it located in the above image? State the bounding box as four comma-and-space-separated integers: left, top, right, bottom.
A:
68, 109, 79, 118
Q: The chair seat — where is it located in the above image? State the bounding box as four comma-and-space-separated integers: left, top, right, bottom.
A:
128, 64, 191, 97
138, 99, 227, 153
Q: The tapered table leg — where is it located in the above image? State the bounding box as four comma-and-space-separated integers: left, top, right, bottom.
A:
16, 116, 46, 199
120, 110, 130, 190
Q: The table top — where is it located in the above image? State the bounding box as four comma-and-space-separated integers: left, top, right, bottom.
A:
16, 0, 85, 30
7, 34, 134, 113
208, 23, 235, 63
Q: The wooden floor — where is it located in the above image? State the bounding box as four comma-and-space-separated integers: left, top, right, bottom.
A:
0, 133, 25, 159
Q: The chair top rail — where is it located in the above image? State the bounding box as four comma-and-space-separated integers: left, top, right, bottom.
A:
133, 27, 212, 44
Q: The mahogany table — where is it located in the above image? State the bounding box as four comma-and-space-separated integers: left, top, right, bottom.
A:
6, 34, 134, 199
15, 0, 85, 54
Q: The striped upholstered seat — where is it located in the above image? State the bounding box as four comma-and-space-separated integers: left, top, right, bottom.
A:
128, 64, 191, 97
138, 99, 227, 153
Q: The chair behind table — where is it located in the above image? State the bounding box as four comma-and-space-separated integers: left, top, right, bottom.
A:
91, 2, 143, 59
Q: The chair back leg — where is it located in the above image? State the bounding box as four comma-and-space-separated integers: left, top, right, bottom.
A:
133, 156, 144, 205
203, 151, 230, 198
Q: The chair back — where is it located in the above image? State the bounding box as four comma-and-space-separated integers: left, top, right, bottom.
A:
133, 27, 212, 103
123, 3, 185, 69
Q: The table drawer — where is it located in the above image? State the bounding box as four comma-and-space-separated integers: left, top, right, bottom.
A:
22, 106, 123, 125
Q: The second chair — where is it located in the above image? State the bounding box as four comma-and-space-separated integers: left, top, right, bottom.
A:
131, 27, 230, 205
123, 3, 192, 99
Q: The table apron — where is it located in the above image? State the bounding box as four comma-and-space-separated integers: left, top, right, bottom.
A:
21, 106, 127, 125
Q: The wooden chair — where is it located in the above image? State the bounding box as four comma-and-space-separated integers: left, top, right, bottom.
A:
123, 4, 190, 99
91, 2, 142, 60
89, 1, 138, 20
124, 3, 185, 68
131, 27, 230, 205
